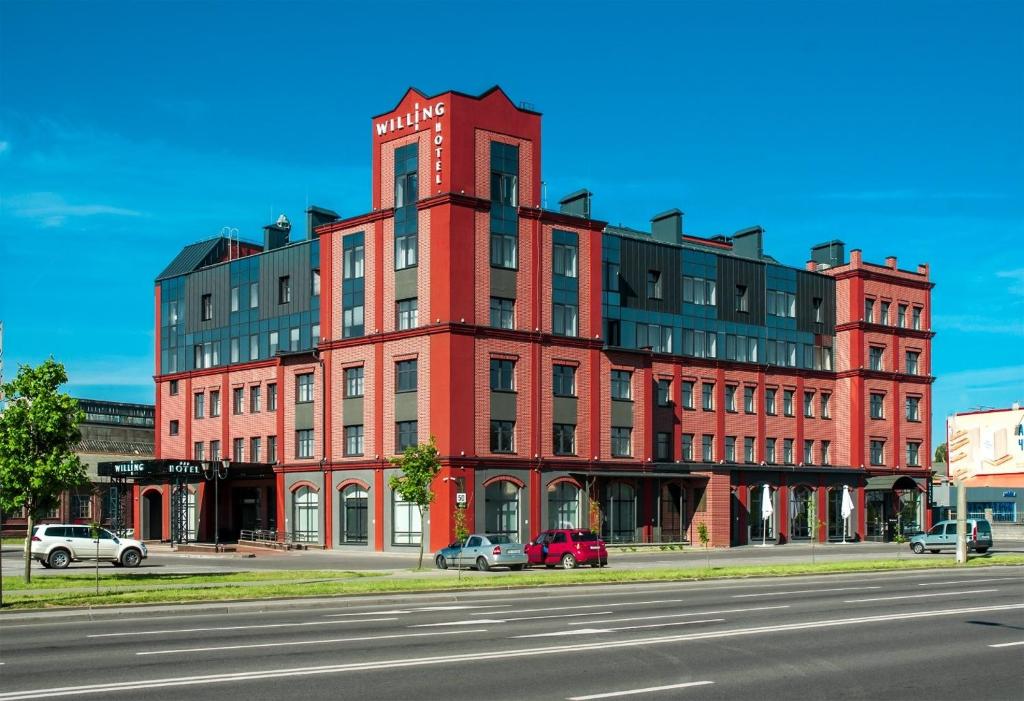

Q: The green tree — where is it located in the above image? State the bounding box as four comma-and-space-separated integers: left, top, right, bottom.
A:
0, 359, 87, 583
934, 442, 947, 464
388, 436, 441, 570
697, 521, 710, 569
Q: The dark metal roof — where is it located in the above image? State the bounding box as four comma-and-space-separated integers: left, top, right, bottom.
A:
865, 475, 922, 490
156, 237, 228, 281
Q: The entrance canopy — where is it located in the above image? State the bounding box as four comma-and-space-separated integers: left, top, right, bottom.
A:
97, 459, 274, 483
865, 475, 921, 491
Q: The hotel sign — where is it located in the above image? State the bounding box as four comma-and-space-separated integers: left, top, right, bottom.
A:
98, 459, 209, 481
375, 100, 447, 188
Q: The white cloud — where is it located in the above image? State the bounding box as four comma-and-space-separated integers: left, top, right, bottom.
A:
3, 191, 144, 228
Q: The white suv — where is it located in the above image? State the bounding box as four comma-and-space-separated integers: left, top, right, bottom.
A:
31, 524, 148, 569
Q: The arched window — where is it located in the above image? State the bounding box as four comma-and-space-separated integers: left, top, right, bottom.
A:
603, 482, 636, 543
292, 486, 319, 543
485, 480, 521, 541
547, 481, 580, 529
789, 486, 814, 540
341, 484, 368, 544
392, 491, 422, 545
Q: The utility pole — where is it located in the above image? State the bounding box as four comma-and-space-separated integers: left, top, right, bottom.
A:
955, 479, 968, 564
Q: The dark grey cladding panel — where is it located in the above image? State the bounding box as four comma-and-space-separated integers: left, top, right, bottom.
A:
294, 402, 314, 431
491, 267, 517, 299
611, 399, 633, 428
490, 391, 517, 421
716, 255, 766, 326
343, 397, 364, 426
395, 268, 418, 302
553, 397, 577, 424
395, 392, 418, 422
259, 244, 311, 318
619, 237, 681, 313
185, 264, 231, 334
796, 270, 836, 335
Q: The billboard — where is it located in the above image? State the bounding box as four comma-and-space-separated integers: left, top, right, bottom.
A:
947, 408, 1024, 487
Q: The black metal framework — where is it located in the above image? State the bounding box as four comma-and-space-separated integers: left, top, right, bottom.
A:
170, 479, 191, 545
104, 477, 132, 537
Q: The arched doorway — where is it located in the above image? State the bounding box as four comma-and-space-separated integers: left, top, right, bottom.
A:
547, 481, 581, 529
603, 481, 636, 544
292, 485, 319, 543
659, 481, 687, 542
788, 485, 815, 541
749, 485, 776, 543
142, 490, 163, 541
485, 480, 521, 541
340, 483, 369, 544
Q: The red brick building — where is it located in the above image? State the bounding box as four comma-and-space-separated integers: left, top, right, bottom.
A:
145, 86, 934, 550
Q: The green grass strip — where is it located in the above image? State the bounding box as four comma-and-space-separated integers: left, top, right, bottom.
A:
1, 570, 380, 591
2, 554, 1021, 610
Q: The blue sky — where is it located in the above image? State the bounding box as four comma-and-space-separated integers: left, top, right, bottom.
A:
1, 0, 1021, 446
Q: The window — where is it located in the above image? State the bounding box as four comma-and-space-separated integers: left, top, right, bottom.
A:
766, 438, 777, 464
611, 427, 631, 457
907, 441, 921, 467
783, 389, 794, 417
344, 244, 365, 279
803, 391, 814, 418
250, 282, 259, 308
864, 298, 874, 323
345, 425, 364, 456
209, 440, 220, 461
611, 370, 632, 400
553, 365, 576, 397
870, 439, 885, 465
804, 440, 814, 464
682, 381, 694, 409
744, 386, 755, 414
683, 329, 717, 358
656, 379, 671, 407
768, 290, 796, 318
701, 382, 714, 411
231, 286, 239, 312
490, 233, 517, 269
278, 276, 291, 304
193, 341, 219, 369
296, 429, 314, 459
490, 359, 515, 391
744, 436, 755, 463
490, 420, 515, 453
682, 434, 694, 461
396, 359, 418, 392
912, 306, 922, 330
725, 436, 736, 462
395, 232, 418, 269
345, 367, 364, 398
343, 304, 364, 339
250, 437, 261, 463
210, 390, 220, 417
821, 392, 831, 418
169, 379, 179, 396
553, 243, 578, 278
636, 323, 672, 353
194, 442, 204, 460
735, 284, 749, 312
233, 437, 244, 462
267, 435, 277, 463
230, 337, 239, 363
656, 432, 671, 461
906, 395, 921, 421
897, 303, 907, 328
765, 388, 777, 415
396, 298, 418, 330
813, 297, 824, 323
880, 301, 890, 325
201, 293, 212, 321
701, 434, 713, 462
392, 491, 422, 545
193, 392, 205, 419
169, 420, 179, 436
869, 346, 884, 371
647, 270, 662, 300
396, 420, 418, 451
311, 269, 320, 296
233, 387, 244, 415
906, 351, 920, 375
490, 297, 514, 329
292, 486, 319, 544
725, 385, 737, 412
267, 383, 277, 411
870, 392, 885, 419
250, 385, 261, 413
491, 170, 518, 207
296, 373, 314, 403
395, 168, 418, 208
269, 331, 279, 356
552, 303, 578, 337
783, 438, 794, 465
682, 276, 717, 306
821, 439, 831, 465
250, 334, 259, 361
289, 327, 300, 351
553, 424, 576, 455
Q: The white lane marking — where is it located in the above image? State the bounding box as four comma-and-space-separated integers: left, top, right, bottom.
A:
568, 605, 790, 626
515, 618, 724, 638
329, 604, 510, 617
135, 628, 488, 656
2, 604, 1022, 700
733, 586, 880, 598
470, 600, 683, 616
845, 589, 998, 603
568, 680, 714, 700
411, 612, 613, 627
917, 578, 1017, 586
89, 618, 398, 638
989, 641, 1024, 648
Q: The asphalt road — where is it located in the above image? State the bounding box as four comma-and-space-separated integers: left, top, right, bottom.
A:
1, 568, 1021, 700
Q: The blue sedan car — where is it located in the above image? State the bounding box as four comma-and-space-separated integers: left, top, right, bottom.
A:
434, 534, 528, 571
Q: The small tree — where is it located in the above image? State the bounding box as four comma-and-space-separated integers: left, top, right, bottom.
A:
934, 442, 947, 464
452, 504, 469, 543
388, 436, 441, 570
0, 359, 87, 583
697, 521, 710, 569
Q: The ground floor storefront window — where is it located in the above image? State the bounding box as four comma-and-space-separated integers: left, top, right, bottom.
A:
547, 481, 580, 529
602, 482, 636, 543
485, 480, 521, 541
788, 485, 814, 540
341, 484, 368, 544
292, 486, 319, 543
392, 493, 422, 546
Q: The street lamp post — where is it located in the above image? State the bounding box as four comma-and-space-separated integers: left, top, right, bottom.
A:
204, 459, 230, 551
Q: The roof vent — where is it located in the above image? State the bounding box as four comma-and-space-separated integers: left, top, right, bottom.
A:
264, 214, 292, 251
651, 209, 684, 244
559, 189, 592, 219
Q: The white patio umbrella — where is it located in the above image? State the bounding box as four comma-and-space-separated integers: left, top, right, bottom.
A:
840, 485, 855, 544
760, 484, 773, 546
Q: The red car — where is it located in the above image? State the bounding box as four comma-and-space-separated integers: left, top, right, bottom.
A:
525, 529, 608, 569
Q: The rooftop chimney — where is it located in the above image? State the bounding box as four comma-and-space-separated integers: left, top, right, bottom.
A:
559, 189, 592, 219
651, 209, 683, 244
810, 240, 846, 269
307, 205, 340, 238
264, 214, 291, 251
731, 226, 764, 259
